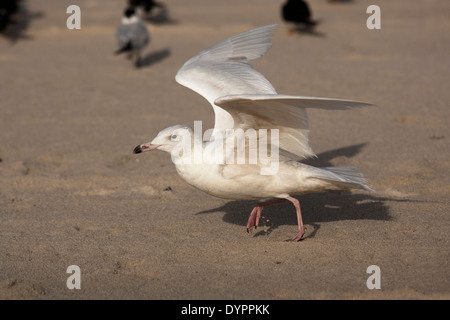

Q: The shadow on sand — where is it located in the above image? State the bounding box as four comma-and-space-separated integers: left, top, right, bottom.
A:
287, 20, 326, 38
144, 5, 177, 25
140, 48, 170, 67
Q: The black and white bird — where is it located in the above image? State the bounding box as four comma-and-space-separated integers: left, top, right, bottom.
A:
128, 0, 171, 24
128, 0, 164, 16
115, 6, 150, 68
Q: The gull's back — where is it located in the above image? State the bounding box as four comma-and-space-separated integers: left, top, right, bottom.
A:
116, 17, 150, 51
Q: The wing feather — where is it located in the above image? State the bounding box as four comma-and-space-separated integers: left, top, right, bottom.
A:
214, 94, 371, 159
175, 25, 278, 134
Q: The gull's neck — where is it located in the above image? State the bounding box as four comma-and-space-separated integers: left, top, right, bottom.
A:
122, 16, 139, 24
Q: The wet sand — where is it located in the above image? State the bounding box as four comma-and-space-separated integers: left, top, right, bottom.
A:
0, 0, 449, 299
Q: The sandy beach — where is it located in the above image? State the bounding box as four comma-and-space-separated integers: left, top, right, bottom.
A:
0, 0, 449, 299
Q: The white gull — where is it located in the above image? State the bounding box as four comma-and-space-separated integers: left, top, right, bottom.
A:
134, 25, 371, 242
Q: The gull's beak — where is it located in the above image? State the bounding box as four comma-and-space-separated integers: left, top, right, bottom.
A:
133, 143, 160, 154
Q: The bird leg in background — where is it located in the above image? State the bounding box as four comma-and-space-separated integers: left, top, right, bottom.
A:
246, 197, 305, 242
285, 196, 305, 242
135, 51, 142, 68
287, 25, 294, 36
246, 199, 287, 232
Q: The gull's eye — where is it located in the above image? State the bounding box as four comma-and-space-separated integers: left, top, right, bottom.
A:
170, 134, 177, 140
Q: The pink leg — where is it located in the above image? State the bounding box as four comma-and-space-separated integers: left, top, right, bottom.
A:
284, 197, 305, 242
246, 205, 262, 232
246, 199, 287, 232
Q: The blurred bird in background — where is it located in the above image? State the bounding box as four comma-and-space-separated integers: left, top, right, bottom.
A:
0, 0, 19, 32
281, 0, 318, 35
127, 0, 171, 24
115, 6, 150, 68
128, 0, 164, 16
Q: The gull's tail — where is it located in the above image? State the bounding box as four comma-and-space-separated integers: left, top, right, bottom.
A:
306, 165, 372, 191
115, 41, 133, 55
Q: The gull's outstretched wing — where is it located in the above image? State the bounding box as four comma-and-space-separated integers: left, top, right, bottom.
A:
175, 25, 278, 134
214, 94, 371, 159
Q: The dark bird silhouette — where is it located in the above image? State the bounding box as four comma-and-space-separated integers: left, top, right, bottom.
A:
128, 0, 173, 24
0, 0, 19, 32
128, 0, 164, 15
282, 0, 318, 34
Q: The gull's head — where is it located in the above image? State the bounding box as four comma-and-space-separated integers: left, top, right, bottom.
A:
124, 6, 136, 19
121, 6, 139, 24
133, 125, 193, 155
